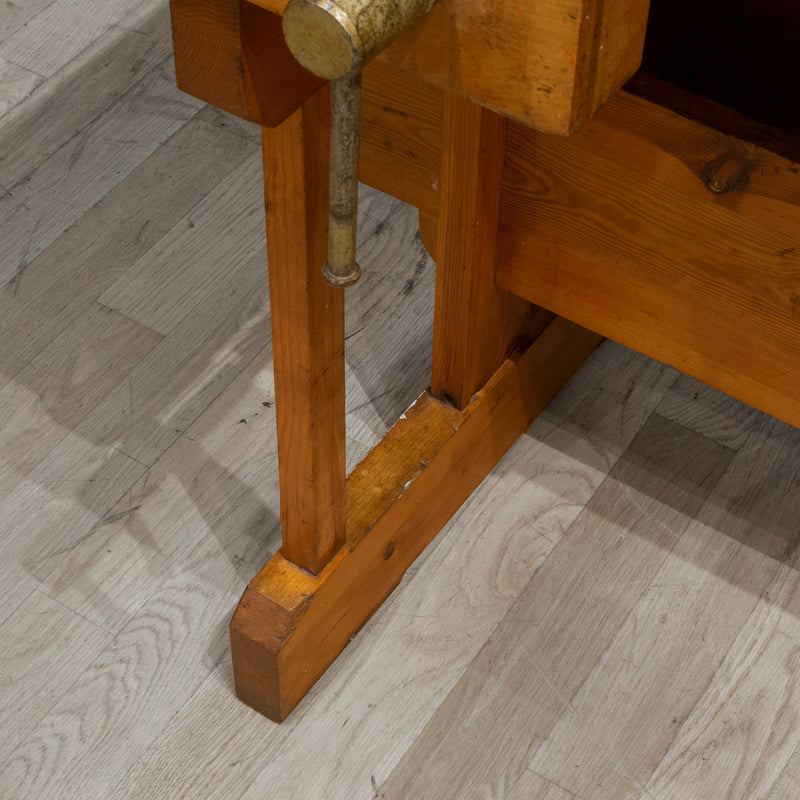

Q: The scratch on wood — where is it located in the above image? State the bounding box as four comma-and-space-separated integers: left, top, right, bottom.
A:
99, 505, 143, 526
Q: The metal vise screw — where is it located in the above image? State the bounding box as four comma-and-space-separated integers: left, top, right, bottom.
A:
282, 0, 438, 286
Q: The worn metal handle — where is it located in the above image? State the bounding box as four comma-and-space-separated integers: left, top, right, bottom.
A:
283, 0, 438, 286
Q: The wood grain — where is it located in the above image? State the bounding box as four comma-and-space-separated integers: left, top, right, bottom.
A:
0, 572, 238, 799
39, 350, 280, 632
528, 415, 800, 799
0, 304, 161, 502
170, 0, 323, 127
0, 438, 147, 575
87, 247, 269, 466
360, 60, 442, 218
506, 770, 584, 800
0, 0, 59, 43
381, 413, 736, 799
0, 7, 173, 188
539, 339, 679, 463
431, 92, 549, 408
0, 56, 202, 287
4, 5, 800, 797
98, 153, 265, 334
767, 741, 800, 800
0, 0, 163, 77
0, 114, 257, 376
0, 60, 42, 118
234, 351, 658, 799
655, 373, 766, 450
244, 0, 650, 132
104, 662, 285, 800
230, 318, 601, 721
341, 188, 435, 452
0, 591, 109, 764
261, 87, 346, 575
496, 88, 800, 430
643, 562, 800, 799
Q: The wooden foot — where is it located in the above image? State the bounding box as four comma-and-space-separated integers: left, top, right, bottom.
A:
230, 317, 602, 721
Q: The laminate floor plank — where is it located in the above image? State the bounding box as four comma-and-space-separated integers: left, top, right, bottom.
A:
0, 9, 173, 188
343, 188, 436, 451
0, 437, 147, 585
38, 187, 434, 637
0, 59, 43, 119
379, 414, 735, 800
635, 422, 800, 800
0, 570, 38, 629
103, 344, 654, 800
237, 349, 677, 800
0, 114, 257, 377
2, 6, 799, 797
195, 104, 262, 144
0, 303, 161, 504
0, 0, 163, 78
104, 660, 277, 800
38, 347, 280, 632
85, 246, 269, 467
506, 770, 585, 800
0, 0, 59, 43
526, 417, 797, 799
0, 590, 110, 764
0, 56, 202, 288
768, 742, 800, 800
643, 562, 800, 800
0, 571, 240, 800
656, 372, 767, 450
99, 153, 265, 334
537, 341, 679, 466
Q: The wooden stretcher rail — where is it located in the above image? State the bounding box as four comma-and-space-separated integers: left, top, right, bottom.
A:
495, 90, 800, 429
231, 318, 602, 721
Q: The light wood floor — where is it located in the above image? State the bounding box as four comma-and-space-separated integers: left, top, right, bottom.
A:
2, 5, 800, 799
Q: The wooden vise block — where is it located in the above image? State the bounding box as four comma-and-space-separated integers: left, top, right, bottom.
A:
170, 0, 651, 133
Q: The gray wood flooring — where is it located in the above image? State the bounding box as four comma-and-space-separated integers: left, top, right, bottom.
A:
1, 5, 799, 799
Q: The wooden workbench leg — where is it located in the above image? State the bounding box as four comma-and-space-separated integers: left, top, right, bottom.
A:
230, 87, 602, 724
431, 92, 551, 408
262, 85, 346, 576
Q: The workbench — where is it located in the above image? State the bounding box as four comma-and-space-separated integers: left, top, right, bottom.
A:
169, 0, 800, 721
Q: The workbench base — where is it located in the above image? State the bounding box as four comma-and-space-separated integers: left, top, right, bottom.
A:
230, 318, 601, 721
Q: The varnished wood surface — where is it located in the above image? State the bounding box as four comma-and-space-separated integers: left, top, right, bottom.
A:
231, 318, 602, 720
497, 88, 800, 430
173, 0, 650, 134
430, 92, 551, 409
3, 6, 800, 799
260, 89, 346, 575
178, 42, 800, 434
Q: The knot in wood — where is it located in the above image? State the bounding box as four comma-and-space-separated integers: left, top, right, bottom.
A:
699, 151, 752, 194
